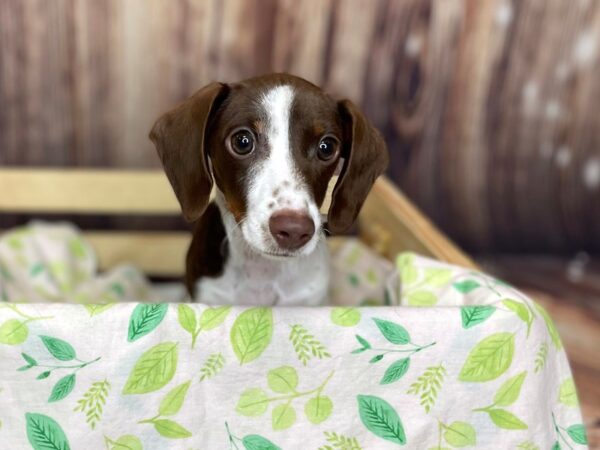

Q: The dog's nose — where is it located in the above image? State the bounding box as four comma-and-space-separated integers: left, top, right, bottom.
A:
269, 209, 315, 251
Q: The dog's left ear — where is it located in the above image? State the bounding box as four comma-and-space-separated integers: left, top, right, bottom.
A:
327, 99, 389, 233
149, 82, 230, 222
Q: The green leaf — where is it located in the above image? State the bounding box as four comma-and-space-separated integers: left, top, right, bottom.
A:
381, 358, 410, 385
110, 435, 143, 450
0, 319, 28, 345
305, 395, 333, 424
551, 442, 561, 450
516, 441, 540, 450
127, 304, 168, 342
237, 388, 269, 416
460, 306, 496, 329
357, 394, 406, 445
25, 412, 71, 450
487, 409, 528, 430
400, 265, 418, 286
407, 290, 437, 306
122, 342, 178, 394
453, 280, 480, 294
37, 371, 51, 380
502, 300, 531, 325
331, 308, 361, 327
231, 307, 273, 364
40, 335, 76, 361
267, 366, 298, 393
459, 332, 514, 382
242, 434, 281, 450
48, 374, 76, 402
272, 403, 296, 430
153, 419, 192, 439
373, 318, 410, 344
423, 268, 453, 287
68, 238, 87, 260
200, 305, 231, 331
566, 424, 587, 445
30, 263, 45, 277
177, 304, 197, 334
559, 378, 579, 407
443, 421, 476, 447
494, 371, 527, 407
534, 303, 562, 350
22, 353, 37, 366
355, 335, 371, 349
159, 380, 191, 416
83, 303, 115, 317
369, 354, 384, 363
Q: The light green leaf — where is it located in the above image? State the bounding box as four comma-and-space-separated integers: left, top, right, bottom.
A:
494, 371, 527, 407
127, 304, 168, 342
48, 374, 76, 403
534, 303, 562, 350
159, 380, 191, 416
83, 303, 115, 317
407, 291, 437, 306
516, 441, 539, 450
423, 268, 453, 287
200, 306, 231, 331
40, 335, 76, 361
502, 300, 531, 324
110, 435, 142, 450
267, 366, 298, 394
25, 413, 71, 450
0, 319, 28, 345
242, 434, 281, 450
453, 280, 480, 294
357, 395, 406, 445
381, 358, 410, 385
305, 395, 333, 424
443, 421, 476, 447
559, 378, 579, 407
487, 409, 528, 430
153, 419, 192, 439
272, 403, 296, 430
231, 308, 273, 364
566, 424, 587, 445
461, 306, 496, 329
177, 304, 197, 334
68, 238, 87, 260
400, 265, 418, 286
122, 342, 178, 394
459, 333, 515, 382
237, 388, 269, 416
331, 308, 361, 327
373, 318, 410, 344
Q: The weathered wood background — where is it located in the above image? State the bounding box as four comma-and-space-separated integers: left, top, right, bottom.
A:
1, 0, 599, 252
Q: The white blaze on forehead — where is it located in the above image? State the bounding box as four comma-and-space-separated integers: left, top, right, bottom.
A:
261, 85, 295, 181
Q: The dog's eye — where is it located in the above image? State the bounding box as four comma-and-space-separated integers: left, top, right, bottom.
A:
317, 137, 338, 161
230, 130, 255, 155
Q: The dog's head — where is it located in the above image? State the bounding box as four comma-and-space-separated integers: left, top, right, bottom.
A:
150, 73, 388, 258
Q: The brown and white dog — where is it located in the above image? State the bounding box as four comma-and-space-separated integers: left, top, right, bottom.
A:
150, 73, 388, 306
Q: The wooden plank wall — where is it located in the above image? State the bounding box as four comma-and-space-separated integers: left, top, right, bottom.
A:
0, 0, 599, 252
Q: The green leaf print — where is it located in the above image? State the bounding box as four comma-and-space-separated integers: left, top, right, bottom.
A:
534, 342, 548, 373
199, 353, 225, 381
40, 336, 76, 361
37, 371, 51, 379
487, 409, 528, 430
443, 421, 476, 447
48, 374, 76, 402
373, 318, 410, 344
268, 366, 298, 393
452, 280, 480, 293
305, 396, 333, 424
25, 413, 70, 450
502, 299, 532, 328
357, 395, 406, 445
177, 304, 197, 334
74, 380, 111, 430
551, 442, 561, 450
200, 305, 231, 330
459, 333, 515, 382
0, 319, 28, 345
460, 306, 495, 329
558, 378, 578, 407
22, 353, 37, 366
407, 364, 447, 413
289, 324, 330, 365
493, 371, 527, 407
237, 388, 270, 416
397, 254, 417, 286
153, 419, 192, 439
319, 431, 363, 450
407, 291, 437, 306
83, 303, 115, 317
566, 424, 587, 445
127, 304, 168, 342
533, 303, 562, 350
381, 358, 410, 385
231, 308, 273, 364
423, 268, 453, 287
122, 342, 178, 394
242, 434, 281, 450
516, 441, 540, 450
331, 308, 361, 327
353, 335, 371, 351
272, 403, 296, 430
104, 435, 142, 450
159, 381, 191, 416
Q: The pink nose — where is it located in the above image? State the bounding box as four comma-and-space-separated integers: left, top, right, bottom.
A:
269, 209, 315, 250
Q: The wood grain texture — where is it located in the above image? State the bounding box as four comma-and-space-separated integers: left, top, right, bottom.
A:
0, 0, 599, 251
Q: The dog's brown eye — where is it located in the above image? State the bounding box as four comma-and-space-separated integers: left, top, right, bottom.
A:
230, 130, 255, 155
317, 137, 338, 161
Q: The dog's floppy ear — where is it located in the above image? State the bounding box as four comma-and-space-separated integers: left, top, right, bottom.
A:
327, 99, 389, 233
149, 82, 229, 222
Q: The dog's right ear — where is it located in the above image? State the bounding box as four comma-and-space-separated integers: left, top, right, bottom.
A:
150, 82, 230, 222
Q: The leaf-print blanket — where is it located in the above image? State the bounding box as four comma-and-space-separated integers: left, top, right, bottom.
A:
0, 224, 588, 449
